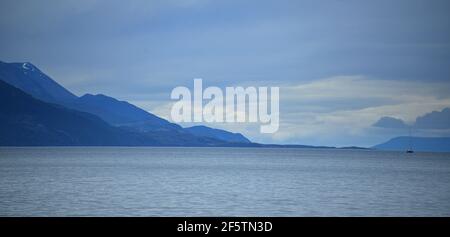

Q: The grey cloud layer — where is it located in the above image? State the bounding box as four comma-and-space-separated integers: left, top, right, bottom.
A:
374, 108, 450, 130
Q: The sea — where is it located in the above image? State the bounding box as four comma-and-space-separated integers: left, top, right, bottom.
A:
0, 147, 449, 216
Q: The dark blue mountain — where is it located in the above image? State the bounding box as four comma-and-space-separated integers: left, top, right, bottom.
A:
185, 125, 251, 143
0, 61, 182, 132
0, 61, 77, 103
373, 136, 450, 152
70, 93, 181, 131
0, 79, 138, 145
0, 60, 252, 145
0, 80, 231, 146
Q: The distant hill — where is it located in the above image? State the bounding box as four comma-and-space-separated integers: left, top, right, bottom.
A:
185, 125, 251, 143
373, 136, 450, 152
0, 61, 251, 144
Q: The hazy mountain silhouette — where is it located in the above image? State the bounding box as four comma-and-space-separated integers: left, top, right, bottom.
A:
373, 136, 450, 152
185, 125, 251, 143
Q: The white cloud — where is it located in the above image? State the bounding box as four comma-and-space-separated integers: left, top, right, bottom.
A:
146, 75, 450, 147
272, 76, 450, 146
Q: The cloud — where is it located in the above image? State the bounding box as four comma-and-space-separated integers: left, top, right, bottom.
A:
372, 116, 408, 129
150, 76, 450, 147
373, 107, 450, 130
274, 76, 450, 146
415, 108, 450, 129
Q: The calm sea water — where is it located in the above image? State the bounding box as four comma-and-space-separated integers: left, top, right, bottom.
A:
0, 147, 449, 216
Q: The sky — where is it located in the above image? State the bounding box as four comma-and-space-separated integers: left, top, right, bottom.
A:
1, 0, 450, 147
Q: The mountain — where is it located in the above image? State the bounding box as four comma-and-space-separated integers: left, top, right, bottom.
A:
0, 61, 183, 132
69, 93, 181, 131
372, 116, 408, 129
373, 136, 450, 152
0, 79, 139, 145
0, 61, 250, 140
0, 61, 77, 103
0, 80, 231, 146
185, 125, 251, 143
0, 61, 255, 146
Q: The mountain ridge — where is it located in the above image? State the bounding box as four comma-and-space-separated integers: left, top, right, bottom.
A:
0, 79, 237, 146
0, 60, 251, 143
185, 125, 251, 143
0, 61, 77, 103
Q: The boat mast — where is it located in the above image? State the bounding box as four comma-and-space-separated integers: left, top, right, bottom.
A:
408, 126, 412, 151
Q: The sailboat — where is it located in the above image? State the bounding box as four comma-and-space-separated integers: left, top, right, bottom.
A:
406, 126, 414, 153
